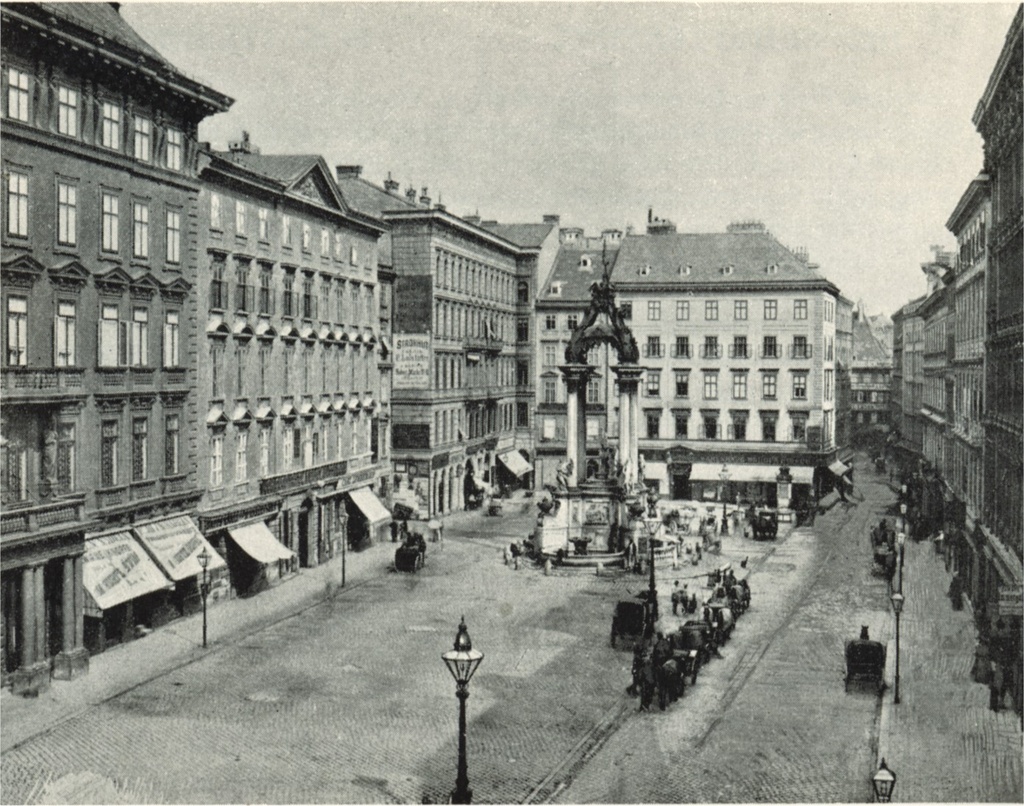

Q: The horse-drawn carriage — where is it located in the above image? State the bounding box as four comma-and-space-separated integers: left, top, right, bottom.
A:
845, 628, 887, 692
610, 599, 648, 648
704, 601, 736, 643
395, 533, 427, 573
750, 509, 779, 541
669, 628, 704, 685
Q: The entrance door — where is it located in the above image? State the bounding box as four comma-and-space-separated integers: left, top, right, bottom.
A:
298, 509, 311, 567
671, 474, 691, 501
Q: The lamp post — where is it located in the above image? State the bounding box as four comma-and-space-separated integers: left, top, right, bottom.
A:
899, 502, 907, 537
197, 546, 210, 649
442, 617, 484, 805
719, 464, 730, 535
891, 591, 904, 704
872, 758, 897, 802
644, 502, 659, 636
896, 532, 906, 594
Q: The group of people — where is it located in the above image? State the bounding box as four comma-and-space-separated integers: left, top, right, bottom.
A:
870, 518, 900, 586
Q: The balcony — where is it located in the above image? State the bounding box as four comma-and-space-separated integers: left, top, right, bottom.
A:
643, 344, 665, 358
260, 458, 350, 496
1, 367, 85, 401
0, 494, 87, 535
700, 345, 722, 359
96, 485, 128, 510
728, 345, 750, 359
129, 479, 158, 502
465, 335, 502, 354
161, 474, 190, 496
789, 344, 813, 359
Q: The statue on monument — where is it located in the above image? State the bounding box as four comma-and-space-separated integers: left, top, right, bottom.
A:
563, 245, 640, 365
555, 458, 574, 491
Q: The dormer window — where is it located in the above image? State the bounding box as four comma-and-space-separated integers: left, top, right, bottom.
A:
766, 264, 778, 274
549, 281, 562, 297
721, 265, 734, 275
639, 264, 651, 276
579, 255, 592, 270
678, 265, 691, 276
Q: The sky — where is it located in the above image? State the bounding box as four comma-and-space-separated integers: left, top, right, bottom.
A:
122, 1, 1019, 316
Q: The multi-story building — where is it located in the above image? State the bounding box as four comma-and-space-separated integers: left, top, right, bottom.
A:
945, 174, 989, 546
534, 236, 621, 486
835, 296, 855, 454
382, 203, 554, 518
974, 4, 1023, 603
891, 296, 925, 468
849, 304, 893, 449
920, 258, 954, 475
193, 141, 390, 590
1, 3, 231, 693
607, 218, 845, 511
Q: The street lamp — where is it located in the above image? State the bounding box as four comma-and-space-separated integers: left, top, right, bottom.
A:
719, 464, 730, 535
872, 758, 897, 802
442, 617, 484, 805
896, 532, 906, 594
642, 498, 660, 637
197, 546, 211, 648
891, 592, 904, 704
899, 502, 907, 535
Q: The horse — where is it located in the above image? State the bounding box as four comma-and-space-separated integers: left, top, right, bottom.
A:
656, 657, 684, 710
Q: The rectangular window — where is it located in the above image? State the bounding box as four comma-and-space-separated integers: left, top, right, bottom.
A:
566, 313, 579, 331
210, 434, 223, 486
676, 300, 689, 321
320, 281, 331, 322
259, 427, 271, 477
586, 378, 600, 405
645, 410, 661, 439
791, 413, 807, 442
705, 300, 718, 320
645, 335, 662, 358
792, 373, 808, 400
165, 128, 183, 171
56, 423, 75, 493
543, 377, 557, 404
129, 308, 149, 366
55, 301, 76, 366
132, 202, 149, 259
302, 278, 315, 319
731, 336, 748, 358
673, 336, 690, 358
235, 200, 246, 234
259, 266, 273, 314
702, 336, 719, 359
101, 192, 119, 252
320, 228, 330, 255
235, 264, 251, 312
824, 369, 834, 402
764, 300, 777, 320
6, 296, 27, 366
620, 302, 632, 321
794, 299, 808, 320
674, 371, 689, 398
761, 414, 777, 442
732, 372, 747, 399
645, 370, 661, 397
57, 182, 77, 246
544, 314, 557, 331
210, 193, 221, 230
163, 311, 180, 367
235, 430, 248, 482
647, 300, 661, 321
703, 372, 718, 399
98, 303, 121, 366
734, 300, 747, 320
703, 413, 718, 439
282, 215, 293, 246
543, 343, 557, 366
165, 414, 179, 475
302, 223, 311, 251
334, 231, 343, 258
132, 418, 148, 481
165, 210, 181, 263
210, 261, 226, 310
133, 116, 151, 162
258, 207, 269, 240
7, 171, 28, 237
792, 335, 810, 359
762, 335, 778, 358
101, 420, 118, 487
101, 102, 121, 150
674, 411, 689, 438
7, 68, 30, 122
57, 86, 78, 137
762, 373, 777, 400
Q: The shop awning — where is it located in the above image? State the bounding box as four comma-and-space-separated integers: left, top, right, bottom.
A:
83, 531, 172, 613
348, 487, 391, 526
228, 521, 295, 564
790, 467, 815, 484
133, 515, 226, 581
498, 450, 532, 478
829, 459, 851, 477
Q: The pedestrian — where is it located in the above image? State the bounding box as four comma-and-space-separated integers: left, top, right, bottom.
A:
390, 520, 399, 543
638, 649, 655, 712
948, 572, 963, 611
671, 581, 681, 616
990, 660, 1005, 712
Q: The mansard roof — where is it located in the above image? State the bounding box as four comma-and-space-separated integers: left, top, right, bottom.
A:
479, 223, 554, 249
538, 244, 621, 305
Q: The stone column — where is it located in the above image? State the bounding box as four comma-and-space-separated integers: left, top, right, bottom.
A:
20, 566, 36, 669
53, 552, 89, 680
561, 364, 595, 487
613, 365, 645, 489
12, 564, 50, 696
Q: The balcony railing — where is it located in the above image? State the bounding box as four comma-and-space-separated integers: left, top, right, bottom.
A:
129, 479, 158, 501
161, 474, 190, 496
0, 494, 87, 535
260, 458, 350, 496
700, 345, 722, 359
671, 344, 691, 358
729, 345, 750, 359
1, 367, 85, 398
760, 345, 781, 359
789, 344, 813, 359
643, 344, 665, 358
465, 335, 503, 353
96, 485, 128, 509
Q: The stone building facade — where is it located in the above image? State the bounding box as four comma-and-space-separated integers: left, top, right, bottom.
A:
1, 3, 230, 692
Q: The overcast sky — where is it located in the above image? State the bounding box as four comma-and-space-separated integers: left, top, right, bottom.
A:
123, 2, 1018, 316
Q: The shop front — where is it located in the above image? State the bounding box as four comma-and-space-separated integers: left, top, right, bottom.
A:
82, 530, 174, 654
496, 449, 533, 493
345, 486, 392, 549
133, 515, 229, 618
225, 519, 297, 597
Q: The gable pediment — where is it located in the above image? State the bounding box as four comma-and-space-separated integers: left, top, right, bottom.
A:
49, 259, 90, 288
288, 159, 346, 212
2, 253, 45, 287
95, 266, 133, 294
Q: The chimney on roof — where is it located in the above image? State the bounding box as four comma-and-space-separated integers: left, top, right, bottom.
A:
383, 172, 400, 193
727, 220, 766, 233
793, 246, 809, 263
336, 165, 362, 180
419, 187, 431, 207
602, 229, 622, 243
405, 186, 417, 203
228, 131, 257, 154
464, 213, 481, 225
199, 141, 211, 153
647, 215, 677, 235
543, 214, 560, 226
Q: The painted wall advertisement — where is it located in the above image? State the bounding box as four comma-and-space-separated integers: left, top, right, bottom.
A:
393, 334, 431, 389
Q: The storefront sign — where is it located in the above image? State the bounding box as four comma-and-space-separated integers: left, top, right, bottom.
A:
998, 587, 1023, 618
394, 335, 431, 389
